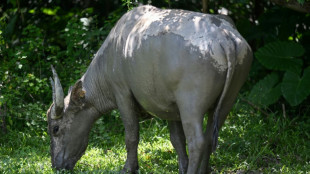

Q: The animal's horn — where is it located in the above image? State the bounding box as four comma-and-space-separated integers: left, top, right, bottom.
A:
50, 65, 64, 119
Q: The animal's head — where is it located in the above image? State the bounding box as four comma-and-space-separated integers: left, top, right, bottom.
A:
47, 66, 100, 170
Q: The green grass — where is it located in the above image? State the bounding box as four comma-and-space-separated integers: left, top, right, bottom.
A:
0, 103, 309, 173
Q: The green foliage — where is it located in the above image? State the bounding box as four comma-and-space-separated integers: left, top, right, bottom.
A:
121, 0, 138, 10
282, 67, 310, 106
0, 22, 50, 130
240, 3, 310, 111
249, 41, 310, 107
0, 0, 310, 173
296, 0, 310, 4
0, 1, 122, 131
248, 73, 282, 107
255, 42, 304, 74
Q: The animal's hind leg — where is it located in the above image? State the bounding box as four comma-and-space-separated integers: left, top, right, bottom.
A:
199, 60, 252, 174
168, 121, 188, 174
179, 108, 205, 174
115, 93, 140, 174
198, 110, 217, 174
176, 94, 207, 174
199, 107, 232, 174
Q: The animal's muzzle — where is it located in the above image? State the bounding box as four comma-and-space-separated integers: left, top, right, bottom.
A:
53, 160, 75, 171
52, 150, 76, 170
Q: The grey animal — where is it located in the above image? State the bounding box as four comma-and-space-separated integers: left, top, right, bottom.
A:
47, 5, 252, 174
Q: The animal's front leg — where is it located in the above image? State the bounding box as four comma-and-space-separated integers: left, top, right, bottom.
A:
116, 95, 140, 174
168, 121, 188, 174
199, 111, 214, 174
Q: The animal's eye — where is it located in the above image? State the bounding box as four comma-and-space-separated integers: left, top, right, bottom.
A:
53, 126, 59, 135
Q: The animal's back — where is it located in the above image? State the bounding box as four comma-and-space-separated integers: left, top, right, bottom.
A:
100, 5, 250, 68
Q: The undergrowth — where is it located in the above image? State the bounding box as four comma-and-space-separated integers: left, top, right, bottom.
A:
0, 102, 309, 173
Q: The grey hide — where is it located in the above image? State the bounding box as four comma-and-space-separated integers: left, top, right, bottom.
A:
47, 5, 252, 174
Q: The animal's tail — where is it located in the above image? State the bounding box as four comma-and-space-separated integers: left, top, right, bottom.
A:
212, 43, 236, 152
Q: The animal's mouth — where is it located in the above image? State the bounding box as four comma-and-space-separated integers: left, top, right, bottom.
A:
53, 160, 75, 170
52, 139, 88, 170
53, 151, 77, 170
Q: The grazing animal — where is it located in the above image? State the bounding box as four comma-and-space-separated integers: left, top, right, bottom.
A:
47, 5, 252, 174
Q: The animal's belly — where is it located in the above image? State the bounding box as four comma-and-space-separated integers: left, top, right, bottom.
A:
132, 89, 180, 121
144, 106, 180, 120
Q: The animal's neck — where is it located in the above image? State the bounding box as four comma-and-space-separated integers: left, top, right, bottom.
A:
81, 55, 116, 116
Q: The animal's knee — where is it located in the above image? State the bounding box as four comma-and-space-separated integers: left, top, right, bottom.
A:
189, 136, 205, 152
125, 134, 139, 146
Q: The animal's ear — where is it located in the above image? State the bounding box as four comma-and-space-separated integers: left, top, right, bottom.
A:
70, 80, 86, 106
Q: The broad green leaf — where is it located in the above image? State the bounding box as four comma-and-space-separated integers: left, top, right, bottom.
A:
4, 14, 18, 39
248, 73, 282, 107
255, 42, 304, 73
281, 67, 310, 106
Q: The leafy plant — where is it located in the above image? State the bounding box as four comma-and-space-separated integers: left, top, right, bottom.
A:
255, 42, 304, 74
122, 0, 140, 10
249, 41, 309, 107
281, 67, 310, 106
248, 73, 282, 107
0, 6, 111, 132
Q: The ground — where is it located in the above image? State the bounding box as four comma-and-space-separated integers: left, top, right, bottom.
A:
0, 101, 309, 173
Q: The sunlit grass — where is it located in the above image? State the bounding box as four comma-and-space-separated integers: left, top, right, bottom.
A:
0, 103, 309, 173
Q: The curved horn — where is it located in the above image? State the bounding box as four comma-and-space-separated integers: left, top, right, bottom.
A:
50, 65, 64, 119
